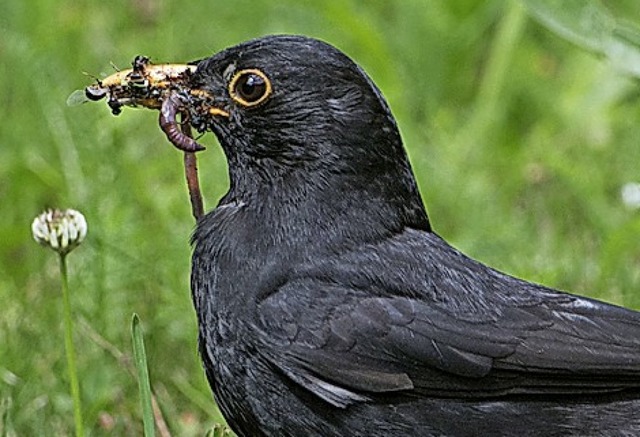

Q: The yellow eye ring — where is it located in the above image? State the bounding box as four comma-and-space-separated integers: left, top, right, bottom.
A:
228, 69, 272, 107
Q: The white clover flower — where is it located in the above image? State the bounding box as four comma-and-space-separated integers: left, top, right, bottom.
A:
31, 208, 87, 255
621, 183, 640, 210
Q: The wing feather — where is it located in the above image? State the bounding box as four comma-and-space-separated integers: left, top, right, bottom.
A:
256, 230, 640, 406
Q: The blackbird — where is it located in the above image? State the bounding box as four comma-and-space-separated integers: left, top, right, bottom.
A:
188, 35, 640, 436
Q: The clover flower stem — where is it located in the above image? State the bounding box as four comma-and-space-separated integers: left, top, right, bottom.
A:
59, 252, 84, 437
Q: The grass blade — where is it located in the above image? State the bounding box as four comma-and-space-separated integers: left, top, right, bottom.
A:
131, 314, 155, 437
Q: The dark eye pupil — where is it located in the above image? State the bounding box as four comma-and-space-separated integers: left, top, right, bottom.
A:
237, 74, 266, 102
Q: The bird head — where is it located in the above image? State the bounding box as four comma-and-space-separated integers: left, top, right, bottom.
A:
189, 35, 431, 235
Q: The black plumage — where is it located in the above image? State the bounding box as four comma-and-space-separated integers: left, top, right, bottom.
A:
188, 35, 640, 436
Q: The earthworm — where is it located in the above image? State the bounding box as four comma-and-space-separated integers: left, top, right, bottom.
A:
182, 127, 205, 220
159, 92, 205, 152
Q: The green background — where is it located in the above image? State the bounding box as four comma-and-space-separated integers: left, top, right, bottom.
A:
1, 0, 640, 434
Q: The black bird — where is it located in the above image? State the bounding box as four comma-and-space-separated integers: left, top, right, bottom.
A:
188, 35, 640, 436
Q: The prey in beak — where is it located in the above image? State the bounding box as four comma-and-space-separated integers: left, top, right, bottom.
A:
74, 54, 233, 220
79, 55, 229, 153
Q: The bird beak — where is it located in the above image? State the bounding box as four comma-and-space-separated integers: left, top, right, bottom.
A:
209, 106, 231, 118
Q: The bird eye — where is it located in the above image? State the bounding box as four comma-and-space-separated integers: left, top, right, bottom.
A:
229, 69, 272, 107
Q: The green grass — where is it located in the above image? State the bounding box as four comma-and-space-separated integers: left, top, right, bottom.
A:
1, 0, 640, 435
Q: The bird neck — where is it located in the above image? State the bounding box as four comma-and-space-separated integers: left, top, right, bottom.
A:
220, 153, 431, 255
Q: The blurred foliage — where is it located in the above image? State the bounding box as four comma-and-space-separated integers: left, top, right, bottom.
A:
1, 0, 639, 435
523, 0, 640, 77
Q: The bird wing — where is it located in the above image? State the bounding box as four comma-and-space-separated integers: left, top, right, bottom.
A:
255, 229, 640, 407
